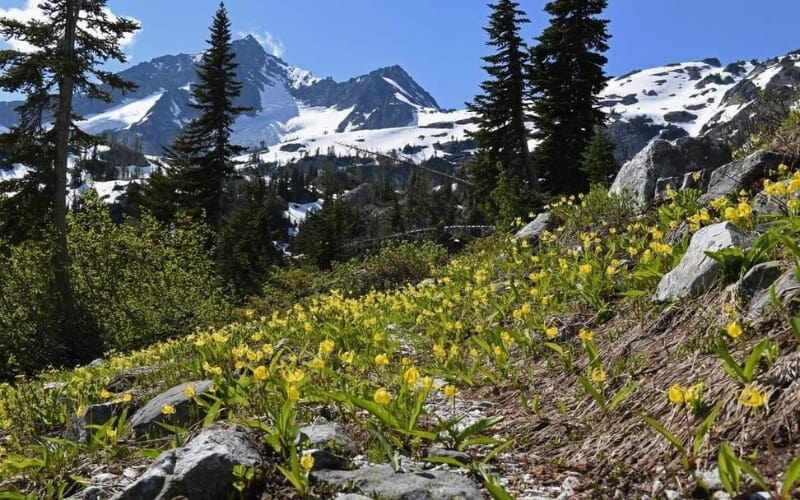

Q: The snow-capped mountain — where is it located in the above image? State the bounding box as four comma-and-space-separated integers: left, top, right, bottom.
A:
0, 35, 456, 157
602, 53, 800, 163
1, 37, 800, 168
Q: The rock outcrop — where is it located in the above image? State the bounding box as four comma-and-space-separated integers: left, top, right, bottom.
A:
610, 136, 731, 206
654, 222, 750, 302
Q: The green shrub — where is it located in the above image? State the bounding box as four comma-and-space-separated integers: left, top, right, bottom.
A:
69, 192, 231, 351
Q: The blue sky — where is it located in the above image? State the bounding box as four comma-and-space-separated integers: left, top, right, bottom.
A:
2, 1, 800, 109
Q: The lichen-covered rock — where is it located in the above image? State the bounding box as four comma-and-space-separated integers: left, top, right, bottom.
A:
610, 136, 730, 206
699, 150, 788, 203
746, 269, 800, 321
654, 222, 750, 302
114, 423, 262, 500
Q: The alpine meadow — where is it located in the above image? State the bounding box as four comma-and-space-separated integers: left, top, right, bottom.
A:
1, 1, 800, 498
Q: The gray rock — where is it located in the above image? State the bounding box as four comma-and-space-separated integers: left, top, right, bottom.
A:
66, 402, 120, 442
694, 467, 723, 491
311, 463, 483, 500
514, 212, 551, 243
129, 380, 214, 437
336, 495, 374, 500
424, 446, 471, 465
43, 381, 67, 392
610, 136, 731, 206
105, 366, 159, 393
753, 190, 787, 215
64, 486, 111, 500
654, 222, 750, 302
747, 268, 800, 321
114, 423, 262, 500
699, 150, 788, 203
737, 261, 785, 301
299, 422, 356, 456
306, 449, 350, 471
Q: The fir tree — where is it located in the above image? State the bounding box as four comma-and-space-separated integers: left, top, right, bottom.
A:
529, 0, 611, 195
139, 2, 247, 231
580, 128, 619, 187
0, 0, 138, 360
466, 0, 537, 222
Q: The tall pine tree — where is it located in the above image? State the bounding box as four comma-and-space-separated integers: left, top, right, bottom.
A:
139, 2, 246, 231
0, 0, 138, 360
466, 0, 537, 222
529, 0, 610, 195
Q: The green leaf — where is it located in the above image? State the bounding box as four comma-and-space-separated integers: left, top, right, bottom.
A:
202, 397, 223, 427
692, 403, 721, 457
641, 413, 687, 465
781, 455, 800, 497
543, 341, 565, 357
608, 381, 638, 411
789, 317, 800, 343
455, 416, 504, 444
717, 442, 740, 494
578, 375, 606, 412
743, 339, 769, 382
715, 342, 746, 385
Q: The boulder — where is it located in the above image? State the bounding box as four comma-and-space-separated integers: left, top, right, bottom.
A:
105, 366, 159, 393
114, 423, 262, 500
753, 190, 787, 215
66, 402, 118, 442
746, 268, 800, 321
514, 212, 551, 243
654, 222, 750, 302
128, 380, 214, 437
610, 136, 731, 206
299, 422, 356, 456
699, 151, 788, 203
311, 463, 483, 500
736, 261, 786, 301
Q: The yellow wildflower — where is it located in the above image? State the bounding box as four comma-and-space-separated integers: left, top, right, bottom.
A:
421, 376, 434, 390
373, 388, 393, 406
318, 339, 335, 356
283, 368, 305, 383
725, 321, 743, 339
433, 343, 447, 359
578, 328, 594, 342
100, 389, 113, 399
310, 357, 325, 370
105, 428, 117, 440
300, 454, 315, 471
161, 404, 176, 415
287, 385, 300, 402
667, 384, 685, 404
738, 385, 767, 408
404, 366, 420, 386
443, 384, 457, 398
184, 384, 196, 398
374, 353, 390, 367
339, 351, 355, 365
211, 331, 229, 344
253, 366, 269, 381
262, 343, 274, 356
545, 326, 558, 339
590, 367, 606, 384
578, 264, 593, 278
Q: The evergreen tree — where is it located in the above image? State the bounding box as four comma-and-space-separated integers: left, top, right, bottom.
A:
216, 175, 287, 298
0, 0, 138, 360
529, 0, 611, 195
138, 2, 246, 231
467, 0, 537, 222
580, 128, 619, 187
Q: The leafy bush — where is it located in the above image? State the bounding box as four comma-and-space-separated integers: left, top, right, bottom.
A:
69, 192, 231, 351
0, 192, 231, 379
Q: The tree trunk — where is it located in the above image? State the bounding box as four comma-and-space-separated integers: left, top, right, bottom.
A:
52, 0, 81, 357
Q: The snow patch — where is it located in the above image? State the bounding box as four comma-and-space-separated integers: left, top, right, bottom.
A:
79, 91, 165, 133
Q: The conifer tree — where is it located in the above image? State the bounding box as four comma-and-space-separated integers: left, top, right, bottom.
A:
0, 0, 138, 359
466, 0, 537, 222
580, 128, 619, 187
529, 0, 611, 195
139, 2, 246, 231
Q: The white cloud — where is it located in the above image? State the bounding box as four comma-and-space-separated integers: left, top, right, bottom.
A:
249, 31, 285, 59
0, 0, 139, 53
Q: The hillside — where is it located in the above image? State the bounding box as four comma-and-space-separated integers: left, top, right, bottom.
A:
2, 134, 800, 498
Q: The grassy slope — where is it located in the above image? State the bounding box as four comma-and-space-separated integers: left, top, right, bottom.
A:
2, 180, 800, 498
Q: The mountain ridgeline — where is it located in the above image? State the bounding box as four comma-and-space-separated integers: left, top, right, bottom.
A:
0, 35, 441, 155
